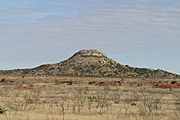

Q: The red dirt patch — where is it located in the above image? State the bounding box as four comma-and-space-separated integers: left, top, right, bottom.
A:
18, 84, 34, 90
155, 82, 180, 89
95, 81, 123, 87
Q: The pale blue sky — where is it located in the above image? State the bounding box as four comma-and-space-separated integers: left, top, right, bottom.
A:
0, 0, 180, 74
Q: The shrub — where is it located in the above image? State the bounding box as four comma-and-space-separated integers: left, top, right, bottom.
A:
171, 81, 177, 84
0, 78, 6, 82
0, 106, 6, 114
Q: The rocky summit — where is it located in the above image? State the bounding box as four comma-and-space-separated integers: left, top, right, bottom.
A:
0, 50, 179, 78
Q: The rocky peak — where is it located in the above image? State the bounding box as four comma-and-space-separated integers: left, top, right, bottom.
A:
72, 50, 105, 58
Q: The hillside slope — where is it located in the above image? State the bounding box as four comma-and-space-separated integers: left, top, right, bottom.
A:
0, 50, 179, 78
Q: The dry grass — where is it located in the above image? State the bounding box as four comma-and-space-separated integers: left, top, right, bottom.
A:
0, 76, 180, 120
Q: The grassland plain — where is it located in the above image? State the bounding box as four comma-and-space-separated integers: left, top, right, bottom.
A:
0, 76, 180, 120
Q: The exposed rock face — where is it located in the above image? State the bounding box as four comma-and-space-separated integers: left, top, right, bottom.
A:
72, 50, 105, 57
0, 50, 179, 78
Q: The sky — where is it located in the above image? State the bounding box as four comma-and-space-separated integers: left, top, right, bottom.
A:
0, 0, 180, 74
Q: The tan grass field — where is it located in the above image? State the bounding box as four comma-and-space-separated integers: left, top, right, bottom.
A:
0, 76, 180, 120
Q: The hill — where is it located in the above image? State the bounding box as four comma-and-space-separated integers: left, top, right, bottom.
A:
0, 50, 179, 78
